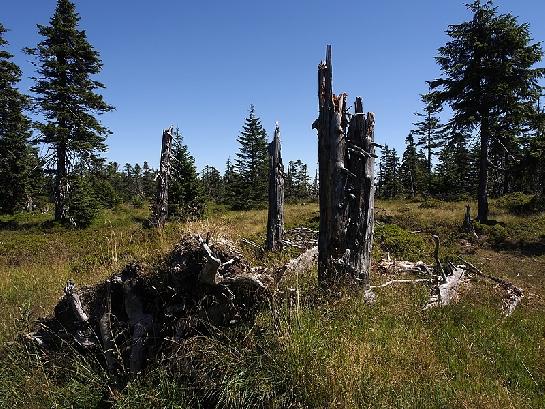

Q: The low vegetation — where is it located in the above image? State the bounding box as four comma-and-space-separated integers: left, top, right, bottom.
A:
1, 198, 544, 408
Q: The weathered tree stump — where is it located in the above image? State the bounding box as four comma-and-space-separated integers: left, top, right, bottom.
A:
266, 123, 285, 251
462, 204, 477, 238
28, 235, 273, 377
150, 127, 173, 227
313, 45, 376, 287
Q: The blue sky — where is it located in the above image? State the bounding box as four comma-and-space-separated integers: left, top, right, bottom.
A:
3, 0, 545, 174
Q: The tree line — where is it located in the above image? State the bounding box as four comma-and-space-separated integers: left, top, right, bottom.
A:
1, 0, 544, 227
0, 0, 315, 227
377, 1, 544, 222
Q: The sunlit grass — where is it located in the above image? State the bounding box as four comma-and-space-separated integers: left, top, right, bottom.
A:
1, 199, 544, 408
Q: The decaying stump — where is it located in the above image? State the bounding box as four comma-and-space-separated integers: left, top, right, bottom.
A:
313, 45, 376, 287
266, 123, 285, 251
462, 204, 477, 238
28, 235, 272, 377
150, 127, 174, 227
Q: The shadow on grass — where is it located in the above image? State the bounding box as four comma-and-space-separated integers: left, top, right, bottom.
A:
493, 237, 545, 257
0, 219, 48, 231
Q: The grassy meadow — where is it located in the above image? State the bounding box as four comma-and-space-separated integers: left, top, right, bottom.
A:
0, 198, 544, 408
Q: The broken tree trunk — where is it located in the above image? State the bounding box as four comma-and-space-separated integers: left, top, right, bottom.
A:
150, 127, 174, 228
313, 45, 376, 287
462, 204, 477, 238
266, 123, 285, 251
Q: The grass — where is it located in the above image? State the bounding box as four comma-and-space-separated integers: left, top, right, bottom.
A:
0, 199, 544, 408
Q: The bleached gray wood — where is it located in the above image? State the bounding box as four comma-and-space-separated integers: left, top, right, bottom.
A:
266, 123, 285, 251
151, 127, 173, 227
313, 45, 376, 287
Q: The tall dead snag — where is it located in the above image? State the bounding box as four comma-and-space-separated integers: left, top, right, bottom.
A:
266, 123, 285, 251
313, 45, 376, 286
151, 127, 173, 227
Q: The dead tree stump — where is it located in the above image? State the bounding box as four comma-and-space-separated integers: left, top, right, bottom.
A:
313, 45, 376, 287
151, 127, 173, 227
462, 204, 477, 238
266, 123, 285, 251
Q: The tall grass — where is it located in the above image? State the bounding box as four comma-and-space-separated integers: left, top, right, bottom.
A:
1, 199, 544, 408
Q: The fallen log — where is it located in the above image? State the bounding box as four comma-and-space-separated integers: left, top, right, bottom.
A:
425, 265, 467, 308
459, 257, 523, 316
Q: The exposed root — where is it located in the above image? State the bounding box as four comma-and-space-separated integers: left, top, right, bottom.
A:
28, 235, 273, 377
425, 265, 467, 308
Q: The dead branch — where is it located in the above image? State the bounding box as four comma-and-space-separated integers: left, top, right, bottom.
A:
459, 257, 523, 316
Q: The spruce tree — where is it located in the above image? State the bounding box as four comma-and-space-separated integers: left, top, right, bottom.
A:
435, 130, 474, 199
222, 157, 238, 207
378, 145, 401, 199
311, 168, 319, 201
412, 93, 443, 193
399, 133, 426, 198
429, 0, 544, 221
168, 129, 205, 220
522, 100, 545, 194
25, 0, 113, 223
142, 161, 157, 200
201, 165, 223, 202
286, 159, 310, 202
233, 105, 269, 209
0, 23, 41, 214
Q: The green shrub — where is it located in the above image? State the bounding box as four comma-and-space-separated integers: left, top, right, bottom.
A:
495, 192, 535, 214
418, 198, 443, 209
131, 195, 145, 209
475, 222, 508, 245
92, 179, 121, 209
67, 177, 100, 228
374, 223, 428, 260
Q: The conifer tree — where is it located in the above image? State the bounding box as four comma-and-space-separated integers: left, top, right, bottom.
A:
311, 168, 319, 201
412, 93, 443, 193
25, 0, 113, 223
285, 160, 310, 202
378, 145, 401, 199
133, 163, 142, 197
168, 129, 205, 219
522, 100, 545, 194
0, 23, 41, 214
435, 130, 474, 199
233, 105, 269, 209
142, 161, 156, 200
399, 133, 426, 197
201, 165, 223, 202
429, 0, 544, 221
222, 157, 238, 207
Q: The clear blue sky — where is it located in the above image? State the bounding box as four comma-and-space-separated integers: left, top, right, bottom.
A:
3, 1, 545, 174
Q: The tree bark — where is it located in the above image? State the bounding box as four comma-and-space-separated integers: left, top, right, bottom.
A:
314, 45, 376, 287
54, 141, 68, 222
478, 116, 490, 223
151, 127, 173, 227
266, 123, 285, 251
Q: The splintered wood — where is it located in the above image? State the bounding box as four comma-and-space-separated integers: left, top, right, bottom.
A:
150, 127, 174, 228
266, 123, 285, 251
377, 251, 523, 316
314, 45, 376, 287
